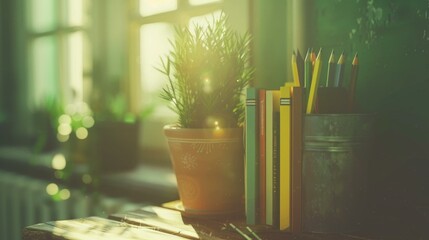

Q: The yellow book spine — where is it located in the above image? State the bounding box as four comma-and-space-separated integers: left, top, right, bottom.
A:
279, 84, 292, 230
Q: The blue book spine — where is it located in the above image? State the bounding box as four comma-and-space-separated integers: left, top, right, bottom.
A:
245, 87, 259, 225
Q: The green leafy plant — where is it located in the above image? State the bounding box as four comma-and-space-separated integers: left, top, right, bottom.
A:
159, 13, 253, 129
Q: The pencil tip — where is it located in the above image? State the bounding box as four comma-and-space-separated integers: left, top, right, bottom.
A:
317, 48, 322, 56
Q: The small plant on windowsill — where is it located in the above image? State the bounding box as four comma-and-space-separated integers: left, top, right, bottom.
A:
159, 13, 253, 218
91, 90, 156, 173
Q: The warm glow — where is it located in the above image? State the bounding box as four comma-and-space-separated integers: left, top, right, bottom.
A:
139, 0, 177, 17
203, 78, 212, 93
189, 0, 222, 6
75, 127, 88, 139
66, 0, 83, 26
58, 123, 72, 135
51, 154, 66, 170
46, 183, 59, 195
59, 189, 71, 200
82, 116, 95, 128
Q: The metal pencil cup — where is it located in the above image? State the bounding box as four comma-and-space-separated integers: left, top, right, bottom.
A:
302, 114, 374, 234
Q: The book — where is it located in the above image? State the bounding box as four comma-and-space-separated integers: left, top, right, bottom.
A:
272, 91, 281, 229
245, 87, 259, 225
279, 84, 292, 231
290, 86, 304, 233
265, 90, 274, 226
258, 89, 266, 224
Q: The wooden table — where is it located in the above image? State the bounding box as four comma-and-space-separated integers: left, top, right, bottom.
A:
23, 202, 382, 240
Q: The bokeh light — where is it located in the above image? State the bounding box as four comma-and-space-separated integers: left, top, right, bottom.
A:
51, 153, 66, 170
75, 127, 88, 139
59, 189, 71, 200
46, 183, 59, 195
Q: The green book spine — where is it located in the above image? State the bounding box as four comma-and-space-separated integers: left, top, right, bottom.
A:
245, 87, 259, 225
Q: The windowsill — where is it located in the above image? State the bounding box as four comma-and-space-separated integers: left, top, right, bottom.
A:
0, 146, 178, 204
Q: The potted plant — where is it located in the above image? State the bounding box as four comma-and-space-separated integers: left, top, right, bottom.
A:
159, 13, 253, 217
90, 88, 156, 173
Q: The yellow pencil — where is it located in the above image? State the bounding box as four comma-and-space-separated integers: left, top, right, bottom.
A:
306, 49, 322, 114
348, 53, 359, 111
291, 52, 301, 87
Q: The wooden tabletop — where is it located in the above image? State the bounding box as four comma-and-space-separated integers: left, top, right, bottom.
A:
23, 203, 382, 240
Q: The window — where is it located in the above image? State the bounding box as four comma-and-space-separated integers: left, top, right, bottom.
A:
26, 0, 91, 110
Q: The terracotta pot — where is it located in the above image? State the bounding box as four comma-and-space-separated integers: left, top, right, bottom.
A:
164, 124, 244, 218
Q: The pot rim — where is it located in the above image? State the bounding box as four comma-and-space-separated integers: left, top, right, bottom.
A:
163, 124, 244, 139
163, 124, 243, 131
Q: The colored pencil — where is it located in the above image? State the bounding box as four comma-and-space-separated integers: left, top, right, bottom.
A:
306, 49, 322, 114
291, 52, 300, 87
333, 52, 345, 87
304, 49, 312, 99
296, 49, 304, 86
348, 53, 359, 111
310, 48, 316, 66
326, 50, 336, 87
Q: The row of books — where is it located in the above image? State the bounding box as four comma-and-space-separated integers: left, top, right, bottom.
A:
245, 84, 304, 232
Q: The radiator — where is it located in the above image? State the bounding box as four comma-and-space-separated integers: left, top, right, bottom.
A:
0, 170, 143, 240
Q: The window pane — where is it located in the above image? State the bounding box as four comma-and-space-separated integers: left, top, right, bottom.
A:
27, 0, 57, 32
189, 10, 222, 30
139, 0, 177, 17
30, 36, 59, 107
64, 0, 85, 27
140, 23, 174, 107
189, 0, 222, 6
65, 32, 84, 103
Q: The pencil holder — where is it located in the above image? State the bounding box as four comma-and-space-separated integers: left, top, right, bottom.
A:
302, 113, 374, 234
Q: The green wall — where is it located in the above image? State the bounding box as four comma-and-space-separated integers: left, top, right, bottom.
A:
314, 0, 429, 232
252, 0, 290, 89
